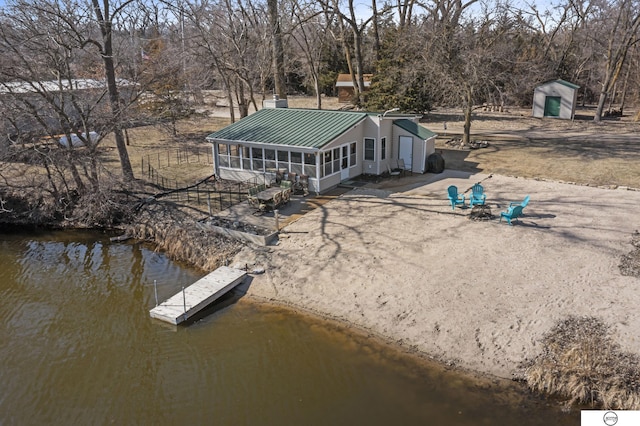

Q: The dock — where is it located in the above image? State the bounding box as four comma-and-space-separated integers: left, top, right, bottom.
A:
149, 266, 247, 325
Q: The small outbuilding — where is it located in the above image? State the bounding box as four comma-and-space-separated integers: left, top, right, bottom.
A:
532, 79, 580, 119
335, 73, 373, 103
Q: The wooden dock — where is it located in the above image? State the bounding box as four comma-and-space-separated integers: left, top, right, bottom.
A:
149, 266, 247, 325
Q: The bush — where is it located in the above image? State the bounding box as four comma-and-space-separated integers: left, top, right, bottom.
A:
523, 316, 640, 410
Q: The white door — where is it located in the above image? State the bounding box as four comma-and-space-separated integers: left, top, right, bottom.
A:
399, 136, 413, 170
340, 145, 350, 180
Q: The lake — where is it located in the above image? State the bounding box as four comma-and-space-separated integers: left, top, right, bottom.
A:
0, 230, 577, 425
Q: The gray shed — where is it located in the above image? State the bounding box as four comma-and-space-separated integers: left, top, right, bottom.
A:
532, 79, 580, 119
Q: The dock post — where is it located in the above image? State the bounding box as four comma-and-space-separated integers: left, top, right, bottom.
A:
154, 280, 158, 306
182, 286, 186, 314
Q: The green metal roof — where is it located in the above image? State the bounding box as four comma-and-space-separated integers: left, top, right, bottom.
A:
541, 79, 580, 90
394, 119, 437, 140
206, 108, 368, 149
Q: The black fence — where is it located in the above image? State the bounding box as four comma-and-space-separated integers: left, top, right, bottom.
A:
141, 147, 213, 173
139, 147, 259, 214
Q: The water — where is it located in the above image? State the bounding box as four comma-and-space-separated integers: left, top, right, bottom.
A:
0, 230, 577, 425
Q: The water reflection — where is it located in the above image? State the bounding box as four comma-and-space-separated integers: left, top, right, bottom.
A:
0, 231, 577, 425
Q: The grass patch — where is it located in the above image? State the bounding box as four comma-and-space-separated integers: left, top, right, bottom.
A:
523, 316, 640, 410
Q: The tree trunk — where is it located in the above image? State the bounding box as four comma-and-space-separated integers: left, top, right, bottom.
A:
462, 88, 473, 146
619, 62, 631, 114
91, 0, 134, 181
314, 77, 322, 109
594, 91, 608, 123
371, 0, 381, 61
268, 0, 287, 99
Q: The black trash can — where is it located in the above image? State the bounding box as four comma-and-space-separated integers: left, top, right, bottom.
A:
427, 152, 445, 173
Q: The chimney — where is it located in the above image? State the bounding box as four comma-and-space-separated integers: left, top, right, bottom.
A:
263, 94, 288, 109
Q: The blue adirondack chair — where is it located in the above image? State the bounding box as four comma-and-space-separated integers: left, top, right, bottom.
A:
469, 183, 486, 207
500, 205, 524, 225
509, 195, 530, 215
447, 185, 465, 210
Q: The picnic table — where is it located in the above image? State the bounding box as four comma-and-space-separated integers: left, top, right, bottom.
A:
247, 183, 292, 213
256, 187, 283, 204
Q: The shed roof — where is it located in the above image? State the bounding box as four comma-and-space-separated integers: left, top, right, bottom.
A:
538, 79, 580, 90
335, 73, 373, 88
394, 119, 437, 140
206, 108, 368, 149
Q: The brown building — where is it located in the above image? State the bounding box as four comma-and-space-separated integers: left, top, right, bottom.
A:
335, 73, 373, 103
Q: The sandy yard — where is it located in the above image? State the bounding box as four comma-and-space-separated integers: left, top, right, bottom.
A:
232, 170, 640, 380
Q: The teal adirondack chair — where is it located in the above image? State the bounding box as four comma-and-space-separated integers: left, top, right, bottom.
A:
500, 205, 524, 225
447, 185, 465, 210
509, 195, 530, 215
469, 183, 486, 207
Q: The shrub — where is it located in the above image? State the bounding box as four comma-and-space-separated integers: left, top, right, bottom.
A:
523, 316, 640, 410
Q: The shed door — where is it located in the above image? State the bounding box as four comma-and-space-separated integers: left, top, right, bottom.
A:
544, 96, 561, 117
399, 136, 413, 169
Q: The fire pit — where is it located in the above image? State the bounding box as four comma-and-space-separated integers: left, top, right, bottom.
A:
469, 204, 493, 221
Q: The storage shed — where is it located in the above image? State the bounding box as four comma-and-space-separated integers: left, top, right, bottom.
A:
532, 79, 580, 119
335, 73, 373, 103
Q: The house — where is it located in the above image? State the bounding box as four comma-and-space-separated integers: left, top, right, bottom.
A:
335, 73, 373, 103
532, 79, 580, 119
206, 105, 437, 194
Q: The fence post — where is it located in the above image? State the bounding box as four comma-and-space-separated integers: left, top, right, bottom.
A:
207, 192, 212, 217
196, 183, 200, 203
141, 157, 144, 175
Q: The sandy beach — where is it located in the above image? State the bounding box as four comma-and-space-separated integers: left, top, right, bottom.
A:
232, 170, 640, 380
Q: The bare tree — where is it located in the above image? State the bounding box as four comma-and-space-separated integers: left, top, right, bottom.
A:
592, 0, 640, 122
268, 0, 287, 99
289, 0, 333, 108
90, 0, 135, 179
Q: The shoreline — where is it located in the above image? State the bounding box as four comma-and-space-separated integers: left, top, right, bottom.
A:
229, 172, 640, 385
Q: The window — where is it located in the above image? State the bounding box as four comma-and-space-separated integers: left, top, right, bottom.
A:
364, 138, 375, 161
241, 146, 251, 169
229, 144, 240, 168
341, 145, 348, 169
218, 143, 229, 167
332, 148, 340, 173
252, 147, 264, 171
303, 153, 316, 177
277, 150, 289, 171
291, 151, 303, 174
381, 137, 386, 160
264, 149, 276, 172
350, 142, 356, 167
322, 151, 332, 177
